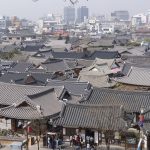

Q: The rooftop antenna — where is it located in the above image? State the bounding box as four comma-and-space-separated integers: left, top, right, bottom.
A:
64, 0, 79, 5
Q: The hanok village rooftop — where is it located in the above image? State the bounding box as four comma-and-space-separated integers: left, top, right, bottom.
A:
0, 33, 150, 149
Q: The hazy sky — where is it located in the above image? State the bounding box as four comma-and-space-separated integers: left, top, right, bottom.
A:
0, 0, 150, 20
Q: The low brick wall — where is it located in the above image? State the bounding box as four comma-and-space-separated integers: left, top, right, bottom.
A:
0, 136, 25, 145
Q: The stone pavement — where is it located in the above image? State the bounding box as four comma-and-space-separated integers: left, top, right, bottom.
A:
0, 144, 139, 150
0, 139, 144, 150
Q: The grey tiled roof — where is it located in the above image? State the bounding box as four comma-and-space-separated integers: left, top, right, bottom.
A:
27, 56, 46, 66
81, 58, 117, 75
53, 103, 126, 130
124, 47, 145, 56
81, 88, 150, 112
8, 62, 34, 73
121, 63, 133, 76
54, 59, 86, 70
121, 61, 150, 76
0, 44, 18, 53
76, 59, 94, 68
5, 32, 35, 38
123, 56, 150, 66
0, 60, 14, 67
88, 51, 120, 60
116, 66, 150, 86
111, 46, 129, 54
28, 87, 63, 117
39, 60, 71, 73
0, 60, 15, 70
32, 50, 52, 59
0, 72, 53, 85
64, 60, 80, 69
50, 50, 120, 60
0, 101, 42, 120
20, 45, 44, 52
88, 39, 114, 47
51, 51, 87, 59
0, 83, 65, 118
118, 47, 145, 58
78, 73, 115, 87
28, 68, 48, 73
78, 58, 117, 88
0, 82, 53, 105
47, 80, 92, 97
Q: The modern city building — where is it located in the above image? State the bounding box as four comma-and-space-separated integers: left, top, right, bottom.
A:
0, 16, 10, 29
77, 6, 89, 23
111, 11, 129, 21
64, 6, 75, 24
131, 14, 147, 27
37, 13, 63, 34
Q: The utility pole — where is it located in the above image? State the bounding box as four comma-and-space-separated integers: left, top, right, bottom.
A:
23, 122, 31, 150
137, 107, 145, 150
26, 128, 29, 150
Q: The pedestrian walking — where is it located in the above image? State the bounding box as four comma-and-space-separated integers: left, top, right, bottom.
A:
47, 136, 51, 148
80, 136, 83, 149
70, 135, 73, 147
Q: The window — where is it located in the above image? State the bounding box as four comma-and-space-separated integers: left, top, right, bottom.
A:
66, 128, 76, 136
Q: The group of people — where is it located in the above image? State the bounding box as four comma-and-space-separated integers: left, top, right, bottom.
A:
70, 134, 95, 150
70, 134, 83, 148
47, 135, 62, 150
86, 136, 95, 150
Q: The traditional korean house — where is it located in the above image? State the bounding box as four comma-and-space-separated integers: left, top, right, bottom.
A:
115, 65, 150, 87
0, 72, 53, 86
79, 87, 150, 148
78, 58, 120, 88
8, 62, 34, 73
47, 80, 92, 100
0, 82, 74, 132
53, 103, 126, 145
37, 59, 70, 73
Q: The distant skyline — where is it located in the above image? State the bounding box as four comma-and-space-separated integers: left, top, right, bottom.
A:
0, 0, 150, 20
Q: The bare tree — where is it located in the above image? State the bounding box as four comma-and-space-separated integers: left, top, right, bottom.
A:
91, 106, 125, 150
30, 119, 47, 150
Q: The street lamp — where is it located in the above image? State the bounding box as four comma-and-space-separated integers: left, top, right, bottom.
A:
23, 121, 31, 150
140, 107, 145, 115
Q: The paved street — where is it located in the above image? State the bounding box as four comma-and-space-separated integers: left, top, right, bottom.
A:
0, 143, 139, 150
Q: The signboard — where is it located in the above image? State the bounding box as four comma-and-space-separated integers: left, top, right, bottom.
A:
126, 137, 137, 145
63, 128, 66, 135
94, 131, 98, 144
80, 130, 85, 142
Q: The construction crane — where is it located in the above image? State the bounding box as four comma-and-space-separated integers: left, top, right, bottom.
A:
32, 0, 88, 5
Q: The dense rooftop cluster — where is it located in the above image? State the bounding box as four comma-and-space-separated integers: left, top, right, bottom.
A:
0, 11, 150, 148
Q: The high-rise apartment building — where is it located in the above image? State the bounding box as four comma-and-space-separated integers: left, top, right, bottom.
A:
0, 16, 10, 29
77, 6, 89, 23
111, 11, 129, 21
64, 6, 75, 24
